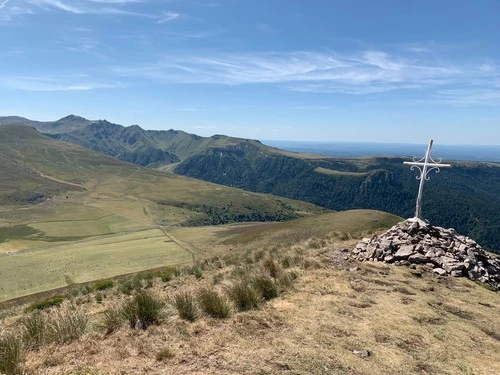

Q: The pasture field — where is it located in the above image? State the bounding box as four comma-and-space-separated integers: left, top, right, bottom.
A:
0, 126, 324, 302
0, 229, 191, 302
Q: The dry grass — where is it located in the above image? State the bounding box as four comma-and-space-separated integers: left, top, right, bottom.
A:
0, 232, 499, 375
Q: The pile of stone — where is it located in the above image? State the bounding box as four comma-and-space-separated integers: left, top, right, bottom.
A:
352, 218, 500, 290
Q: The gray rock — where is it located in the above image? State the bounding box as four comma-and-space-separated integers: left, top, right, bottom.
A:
408, 253, 427, 264
433, 268, 447, 276
384, 254, 395, 263
352, 349, 371, 358
394, 245, 415, 260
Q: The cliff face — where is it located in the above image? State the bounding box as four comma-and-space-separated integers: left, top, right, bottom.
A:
352, 218, 500, 290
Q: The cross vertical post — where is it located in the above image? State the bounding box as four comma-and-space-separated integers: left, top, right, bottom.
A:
403, 140, 451, 219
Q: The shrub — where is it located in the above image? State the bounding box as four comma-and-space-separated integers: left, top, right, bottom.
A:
25, 295, 65, 312
122, 291, 164, 330
197, 288, 231, 319
99, 306, 122, 335
46, 308, 88, 344
20, 312, 46, 349
252, 276, 278, 301
228, 281, 261, 312
173, 291, 199, 322
0, 332, 22, 374
94, 280, 114, 291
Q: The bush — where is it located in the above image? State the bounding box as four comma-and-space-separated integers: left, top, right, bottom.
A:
25, 295, 65, 312
99, 306, 123, 335
20, 312, 46, 349
198, 288, 231, 319
0, 332, 22, 374
94, 280, 114, 291
252, 276, 278, 301
173, 291, 199, 322
46, 308, 88, 344
122, 291, 164, 330
228, 281, 261, 311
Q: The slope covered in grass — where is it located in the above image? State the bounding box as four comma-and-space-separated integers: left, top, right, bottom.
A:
0, 125, 324, 302
1, 216, 499, 375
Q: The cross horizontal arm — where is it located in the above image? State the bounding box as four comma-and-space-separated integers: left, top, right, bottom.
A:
403, 161, 451, 168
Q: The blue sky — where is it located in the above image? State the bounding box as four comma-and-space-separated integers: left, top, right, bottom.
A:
1, 0, 499, 144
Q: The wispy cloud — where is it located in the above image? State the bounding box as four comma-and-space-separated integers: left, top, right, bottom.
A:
0, 0, 172, 21
0, 0, 10, 10
157, 11, 179, 24
113, 50, 458, 91
111, 49, 500, 104
0, 75, 122, 91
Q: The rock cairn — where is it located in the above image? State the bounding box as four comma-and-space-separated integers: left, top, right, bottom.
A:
352, 218, 500, 290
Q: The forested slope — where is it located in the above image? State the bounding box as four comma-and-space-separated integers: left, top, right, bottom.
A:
175, 143, 500, 252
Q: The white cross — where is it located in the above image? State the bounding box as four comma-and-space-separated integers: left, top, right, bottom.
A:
403, 140, 451, 219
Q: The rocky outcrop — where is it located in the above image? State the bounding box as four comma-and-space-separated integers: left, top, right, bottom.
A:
352, 218, 500, 290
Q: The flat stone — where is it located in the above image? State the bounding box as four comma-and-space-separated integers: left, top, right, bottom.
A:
408, 253, 427, 264
352, 349, 370, 358
394, 245, 415, 260
384, 254, 395, 263
433, 268, 447, 276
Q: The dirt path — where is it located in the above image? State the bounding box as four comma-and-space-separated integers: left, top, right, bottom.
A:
35, 170, 87, 189
159, 226, 197, 262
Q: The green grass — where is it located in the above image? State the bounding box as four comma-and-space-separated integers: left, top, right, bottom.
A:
314, 167, 369, 176
0, 229, 191, 302
222, 209, 401, 247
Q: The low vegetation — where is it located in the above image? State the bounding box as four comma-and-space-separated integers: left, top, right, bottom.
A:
0, 226, 499, 374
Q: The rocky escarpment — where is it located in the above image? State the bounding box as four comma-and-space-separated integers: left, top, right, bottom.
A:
352, 218, 500, 290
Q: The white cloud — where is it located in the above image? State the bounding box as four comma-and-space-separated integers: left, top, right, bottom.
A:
0, 0, 167, 19
0, 75, 122, 91
110, 49, 500, 104
112, 50, 462, 94
157, 11, 179, 24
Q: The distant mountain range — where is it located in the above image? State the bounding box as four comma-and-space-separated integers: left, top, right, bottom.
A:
1, 115, 499, 252
0, 115, 276, 167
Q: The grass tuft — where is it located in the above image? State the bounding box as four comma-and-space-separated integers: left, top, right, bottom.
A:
0, 331, 23, 375
252, 276, 279, 301
99, 306, 123, 335
228, 281, 261, 311
197, 288, 232, 319
122, 290, 164, 330
20, 311, 46, 349
46, 308, 88, 344
173, 291, 200, 322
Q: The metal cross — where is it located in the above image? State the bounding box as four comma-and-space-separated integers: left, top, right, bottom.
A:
403, 139, 451, 219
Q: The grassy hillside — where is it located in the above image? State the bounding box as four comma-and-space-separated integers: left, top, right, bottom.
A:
1, 212, 499, 375
0, 125, 324, 302
175, 144, 500, 253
